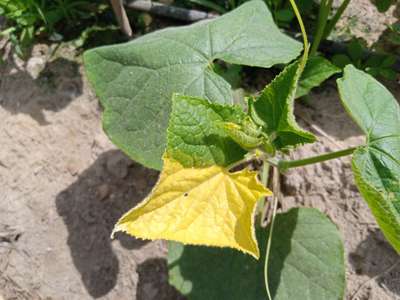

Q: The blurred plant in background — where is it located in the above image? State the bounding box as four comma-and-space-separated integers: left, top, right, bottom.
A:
0, 0, 123, 58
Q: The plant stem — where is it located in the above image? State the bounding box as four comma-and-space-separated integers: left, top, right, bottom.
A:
264, 167, 280, 300
259, 161, 271, 226
264, 3, 307, 300
310, 0, 333, 56
288, 0, 309, 75
227, 153, 258, 170
278, 147, 356, 171
289, 0, 308, 53
322, 0, 351, 40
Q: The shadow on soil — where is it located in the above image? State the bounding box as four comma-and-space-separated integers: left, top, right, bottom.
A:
0, 57, 82, 125
56, 150, 161, 298
349, 228, 400, 297
137, 258, 186, 300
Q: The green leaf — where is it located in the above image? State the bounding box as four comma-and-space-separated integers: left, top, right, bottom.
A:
251, 60, 316, 150
379, 68, 397, 81
266, 208, 345, 300
381, 55, 397, 68
347, 39, 364, 62
338, 65, 400, 253
331, 54, 352, 69
167, 94, 246, 168
168, 208, 345, 300
275, 9, 294, 22
297, 56, 341, 98
372, 0, 395, 12
84, 0, 302, 170
168, 226, 267, 300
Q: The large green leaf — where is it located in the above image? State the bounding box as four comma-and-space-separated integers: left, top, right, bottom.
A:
83, 0, 302, 170
297, 56, 341, 98
168, 208, 345, 300
266, 208, 345, 300
338, 65, 400, 253
168, 226, 267, 300
251, 60, 316, 150
167, 94, 246, 167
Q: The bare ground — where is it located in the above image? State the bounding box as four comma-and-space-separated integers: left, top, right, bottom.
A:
1, 1, 400, 299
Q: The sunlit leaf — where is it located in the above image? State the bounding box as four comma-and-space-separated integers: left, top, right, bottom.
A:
84, 0, 302, 170
113, 157, 271, 258
167, 94, 246, 168
251, 60, 316, 150
338, 65, 400, 253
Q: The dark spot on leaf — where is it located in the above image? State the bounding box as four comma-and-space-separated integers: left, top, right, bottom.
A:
184, 193, 188, 197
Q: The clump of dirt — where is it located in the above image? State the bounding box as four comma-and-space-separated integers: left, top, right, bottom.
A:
333, 0, 398, 46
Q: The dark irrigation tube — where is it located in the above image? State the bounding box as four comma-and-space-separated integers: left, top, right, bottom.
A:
125, 0, 218, 22
124, 0, 400, 73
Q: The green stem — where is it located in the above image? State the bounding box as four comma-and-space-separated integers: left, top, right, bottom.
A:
265, 167, 280, 300
278, 147, 356, 171
259, 161, 271, 225
288, 0, 309, 74
310, 0, 333, 56
261, 161, 270, 188
289, 0, 309, 54
322, 0, 351, 40
264, 3, 307, 300
227, 154, 256, 170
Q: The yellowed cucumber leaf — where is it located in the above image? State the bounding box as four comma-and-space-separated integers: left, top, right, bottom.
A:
113, 156, 271, 258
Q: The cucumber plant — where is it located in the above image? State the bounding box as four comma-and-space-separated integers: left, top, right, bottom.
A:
84, 1, 400, 299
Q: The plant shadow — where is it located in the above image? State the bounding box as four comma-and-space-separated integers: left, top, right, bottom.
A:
0, 56, 82, 125
349, 228, 400, 297
55, 150, 159, 298
137, 258, 186, 300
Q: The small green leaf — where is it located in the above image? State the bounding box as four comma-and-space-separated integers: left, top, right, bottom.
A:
381, 55, 397, 68
251, 60, 316, 150
347, 39, 364, 62
331, 54, 352, 69
338, 65, 400, 253
297, 56, 341, 98
266, 208, 345, 300
84, 0, 302, 170
372, 0, 395, 12
275, 9, 294, 22
379, 68, 397, 81
167, 94, 246, 168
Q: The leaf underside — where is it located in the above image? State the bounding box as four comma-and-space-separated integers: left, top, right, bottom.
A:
84, 0, 302, 170
113, 157, 271, 258
338, 65, 400, 253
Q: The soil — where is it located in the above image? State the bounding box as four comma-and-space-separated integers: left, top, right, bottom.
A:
1, 1, 399, 300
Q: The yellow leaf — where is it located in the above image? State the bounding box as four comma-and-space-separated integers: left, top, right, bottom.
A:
113, 157, 272, 259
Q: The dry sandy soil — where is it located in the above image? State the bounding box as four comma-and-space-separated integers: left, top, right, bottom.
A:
1, 1, 399, 299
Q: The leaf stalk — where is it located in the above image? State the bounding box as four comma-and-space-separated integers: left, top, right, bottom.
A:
278, 146, 357, 171
310, 0, 333, 56
323, 0, 351, 40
